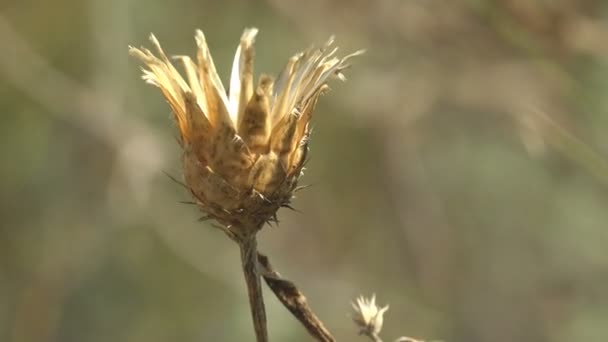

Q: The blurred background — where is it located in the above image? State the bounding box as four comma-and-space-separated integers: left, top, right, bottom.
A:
2, 0, 608, 341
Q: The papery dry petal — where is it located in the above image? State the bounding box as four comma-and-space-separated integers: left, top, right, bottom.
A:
195, 30, 232, 129
270, 112, 299, 173
294, 85, 326, 149
174, 55, 207, 113
129, 46, 189, 138
270, 56, 300, 127
239, 75, 273, 153
288, 142, 308, 177
230, 28, 258, 123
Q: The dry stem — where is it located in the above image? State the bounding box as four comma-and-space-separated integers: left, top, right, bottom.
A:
239, 235, 268, 342
257, 252, 336, 342
368, 333, 383, 342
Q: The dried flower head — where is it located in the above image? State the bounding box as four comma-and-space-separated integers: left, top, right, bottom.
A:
352, 294, 390, 337
129, 29, 362, 238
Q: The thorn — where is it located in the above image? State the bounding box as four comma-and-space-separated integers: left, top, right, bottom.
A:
302, 156, 311, 167
174, 135, 183, 147
280, 203, 301, 213
211, 223, 228, 231
163, 171, 188, 189
178, 200, 197, 205
294, 184, 312, 192
254, 191, 271, 203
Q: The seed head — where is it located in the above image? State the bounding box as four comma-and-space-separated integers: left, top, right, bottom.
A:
129, 29, 362, 237
352, 294, 390, 337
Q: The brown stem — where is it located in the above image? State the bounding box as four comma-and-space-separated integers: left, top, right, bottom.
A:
257, 252, 336, 342
239, 235, 268, 342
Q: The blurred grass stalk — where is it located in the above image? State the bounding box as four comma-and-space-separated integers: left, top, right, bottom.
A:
525, 110, 608, 186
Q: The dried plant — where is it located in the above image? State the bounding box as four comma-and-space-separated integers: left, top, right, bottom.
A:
129, 28, 362, 341
352, 294, 390, 341
351, 294, 430, 342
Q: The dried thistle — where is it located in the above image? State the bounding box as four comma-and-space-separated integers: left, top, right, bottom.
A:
129, 28, 361, 341
352, 294, 390, 340
351, 294, 433, 342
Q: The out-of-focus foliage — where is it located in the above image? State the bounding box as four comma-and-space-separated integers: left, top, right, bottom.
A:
1, 1, 608, 341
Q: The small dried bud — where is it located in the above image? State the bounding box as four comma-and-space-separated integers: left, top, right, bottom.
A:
352, 294, 390, 337
129, 29, 362, 238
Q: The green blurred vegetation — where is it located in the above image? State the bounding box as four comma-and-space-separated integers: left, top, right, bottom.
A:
1, 1, 608, 341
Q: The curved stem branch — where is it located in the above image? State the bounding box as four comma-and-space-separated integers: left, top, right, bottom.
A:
239, 235, 268, 342
257, 252, 336, 342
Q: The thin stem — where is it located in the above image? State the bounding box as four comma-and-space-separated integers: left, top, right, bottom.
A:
257, 252, 336, 342
368, 332, 383, 342
239, 235, 268, 342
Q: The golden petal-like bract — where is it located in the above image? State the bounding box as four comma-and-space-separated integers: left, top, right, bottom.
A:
129, 28, 362, 236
